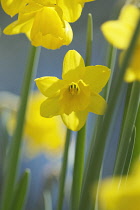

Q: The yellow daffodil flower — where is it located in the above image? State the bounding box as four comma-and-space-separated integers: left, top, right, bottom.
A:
35, 50, 110, 131
1, 0, 28, 16
8, 92, 66, 157
101, 4, 140, 49
57, 0, 95, 22
24, 92, 66, 157
101, 4, 140, 83
3, 1, 73, 49
98, 161, 140, 210
123, 39, 140, 82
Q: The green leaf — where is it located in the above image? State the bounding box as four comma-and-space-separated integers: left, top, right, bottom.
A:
11, 169, 31, 210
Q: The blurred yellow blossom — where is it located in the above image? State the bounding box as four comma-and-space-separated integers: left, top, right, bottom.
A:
123, 39, 140, 82
101, 4, 140, 82
57, 0, 95, 22
98, 161, 140, 210
35, 50, 110, 131
1, 0, 28, 16
101, 4, 140, 49
3, 1, 73, 49
9, 92, 66, 157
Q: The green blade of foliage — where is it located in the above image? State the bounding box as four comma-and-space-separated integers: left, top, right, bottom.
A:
11, 169, 31, 210
0, 46, 41, 210
78, 18, 140, 210
114, 81, 140, 175
56, 129, 71, 210
122, 126, 136, 176
131, 106, 140, 163
70, 13, 93, 210
43, 190, 53, 210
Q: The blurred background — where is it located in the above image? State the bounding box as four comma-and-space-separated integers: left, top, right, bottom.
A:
0, 0, 126, 209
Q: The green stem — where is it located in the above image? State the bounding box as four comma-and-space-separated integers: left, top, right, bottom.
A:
56, 129, 71, 210
113, 82, 140, 175
0, 46, 40, 210
70, 14, 93, 210
85, 13, 93, 66
70, 125, 86, 210
131, 106, 140, 163
78, 18, 140, 210
122, 126, 136, 176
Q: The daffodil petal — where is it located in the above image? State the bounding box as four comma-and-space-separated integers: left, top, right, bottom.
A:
101, 21, 132, 49
119, 4, 140, 26
61, 110, 88, 131
88, 93, 107, 115
1, 0, 27, 16
35, 77, 66, 97
62, 50, 85, 81
40, 97, 61, 118
83, 65, 110, 93
101, 5, 140, 49
3, 18, 33, 39
57, 0, 83, 22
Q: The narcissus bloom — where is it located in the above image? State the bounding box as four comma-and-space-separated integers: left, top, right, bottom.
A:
4, 1, 73, 49
1, 0, 27, 16
24, 92, 66, 157
8, 92, 66, 157
123, 39, 140, 82
101, 4, 140, 82
98, 161, 140, 210
35, 50, 110, 131
57, 0, 95, 22
101, 4, 140, 49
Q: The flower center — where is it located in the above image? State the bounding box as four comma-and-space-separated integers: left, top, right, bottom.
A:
69, 82, 80, 95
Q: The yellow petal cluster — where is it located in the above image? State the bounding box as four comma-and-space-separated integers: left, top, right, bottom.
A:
2, 0, 95, 49
3, 1, 73, 49
101, 4, 140, 50
98, 161, 140, 210
57, 0, 95, 22
9, 92, 66, 157
101, 4, 140, 83
1, 0, 27, 16
35, 50, 110, 131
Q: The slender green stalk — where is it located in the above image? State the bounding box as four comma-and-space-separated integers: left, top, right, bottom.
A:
56, 129, 71, 210
113, 82, 140, 175
70, 125, 86, 210
85, 13, 93, 66
131, 105, 140, 163
70, 14, 93, 210
122, 126, 136, 175
11, 169, 31, 210
0, 46, 40, 210
78, 18, 140, 210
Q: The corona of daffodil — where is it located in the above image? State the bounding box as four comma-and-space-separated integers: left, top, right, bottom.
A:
57, 0, 95, 22
3, 1, 73, 49
8, 92, 66, 157
98, 161, 140, 210
35, 50, 110, 131
1, 0, 27, 16
101, 4, 140, 82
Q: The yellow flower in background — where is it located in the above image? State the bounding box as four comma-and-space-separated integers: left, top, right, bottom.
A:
3, 1, 73, 49
8, 92, 66, 157
98, 161, 140, 210
123, 39, 140, 82
1, 0, 28, 16
57, 0, 95, 22
24, 92, 66, 157
101, 4, 140, 49
35, 50, 110, 131
101, 4, 140, 82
